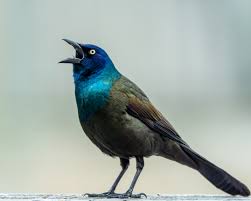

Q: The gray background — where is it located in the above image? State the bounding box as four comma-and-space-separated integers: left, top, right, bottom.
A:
0, 0, 250, 195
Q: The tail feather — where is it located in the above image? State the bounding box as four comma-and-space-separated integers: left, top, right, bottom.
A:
181, 145, 250, 196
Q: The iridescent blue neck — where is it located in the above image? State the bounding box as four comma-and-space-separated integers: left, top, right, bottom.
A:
74, 63, 121, 122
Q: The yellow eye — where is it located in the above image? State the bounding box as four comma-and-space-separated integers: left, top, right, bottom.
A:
89, 49, 96, 55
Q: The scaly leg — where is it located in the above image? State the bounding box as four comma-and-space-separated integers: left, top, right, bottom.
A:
107, 157, 146, 198
85, 158, 129, 197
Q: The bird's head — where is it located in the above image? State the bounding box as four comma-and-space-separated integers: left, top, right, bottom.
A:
59, 39, 116, 81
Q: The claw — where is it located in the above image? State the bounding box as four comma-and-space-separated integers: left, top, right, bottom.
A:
136, 193, 147, 198
83, 193, 89, 197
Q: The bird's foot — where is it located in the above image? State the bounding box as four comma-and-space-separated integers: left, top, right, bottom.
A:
106, 192, 147, 199
84, 191, 147, 199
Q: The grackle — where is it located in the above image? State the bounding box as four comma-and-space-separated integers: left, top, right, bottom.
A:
59, 39, 250, 198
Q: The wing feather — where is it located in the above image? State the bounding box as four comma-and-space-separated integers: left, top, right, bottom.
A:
126, 96, 189, 146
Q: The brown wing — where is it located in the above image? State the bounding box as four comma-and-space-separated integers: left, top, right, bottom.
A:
126, 96, 189, 146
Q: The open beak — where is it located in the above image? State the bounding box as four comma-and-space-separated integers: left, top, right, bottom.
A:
59, 39, 84, 64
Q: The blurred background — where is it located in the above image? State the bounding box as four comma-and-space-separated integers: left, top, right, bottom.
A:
0, 0, 250, 195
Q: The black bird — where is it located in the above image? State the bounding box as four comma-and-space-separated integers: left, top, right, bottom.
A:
60, 39, 250, 198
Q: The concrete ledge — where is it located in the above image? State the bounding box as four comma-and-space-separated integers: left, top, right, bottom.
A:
0, 194, 250, 201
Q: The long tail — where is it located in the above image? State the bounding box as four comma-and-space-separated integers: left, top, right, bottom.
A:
180, 145, 250, 196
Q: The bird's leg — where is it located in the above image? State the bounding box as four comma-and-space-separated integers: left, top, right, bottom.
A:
125, 157, 145, 197
107, 157, 146, 198
108, 158, 130, 193
84, 158, 129, 198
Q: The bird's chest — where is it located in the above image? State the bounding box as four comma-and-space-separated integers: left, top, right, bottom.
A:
75, 80, 112, 121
